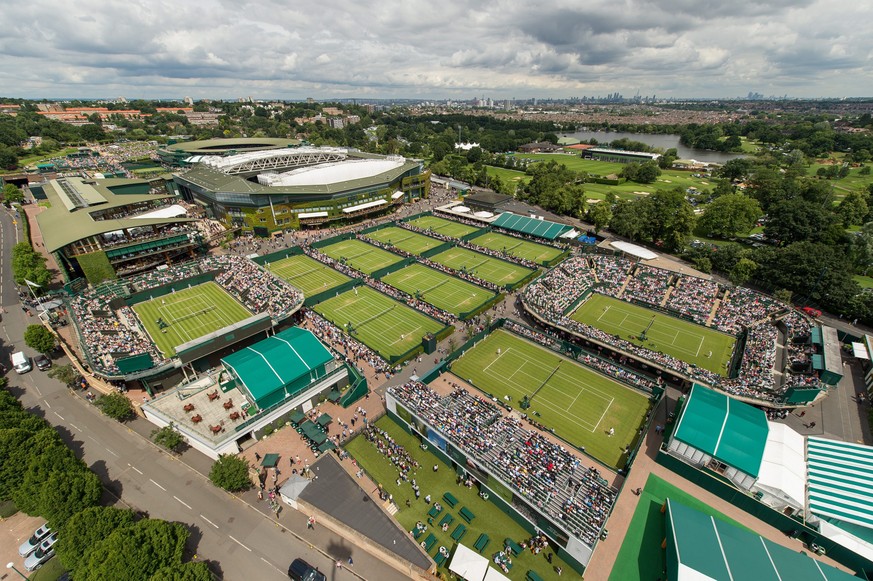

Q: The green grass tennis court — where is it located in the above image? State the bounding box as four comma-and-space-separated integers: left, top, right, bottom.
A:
381, 263, 497, 317
430, 246, 534, 287
450, 329, 650, 468
319, 238, 404, 274
265, 254, 352, 297
406, 215, 481, 238
469, 231, 565, 264
313, 286, 448, 360
609, 473, 752, 581
365, 226, 445, 255
132, 282, 252, 357
571, 294, 735, 375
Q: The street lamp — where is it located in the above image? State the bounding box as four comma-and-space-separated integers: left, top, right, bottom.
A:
6, 562, 28, 580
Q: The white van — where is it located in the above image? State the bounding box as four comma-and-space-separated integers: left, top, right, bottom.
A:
12, 351, 32, 374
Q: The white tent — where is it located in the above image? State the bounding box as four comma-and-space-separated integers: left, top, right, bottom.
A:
483, 566, 512, 581
610, 240, 658, 260
132, 204, 188, 219
449, 544, 489, 581
753, 422, 806, 510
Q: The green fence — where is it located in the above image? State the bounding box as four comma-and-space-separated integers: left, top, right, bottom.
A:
359, 222, 395, 236
125, 272, 217, 305
460, 228, 490, 242
544, 249, 571, 268
656, 451, 873, 575
371, 256, 416, 280
420, 241, 455, 258
339, 363, 369, 407
311, 232, 356, 249
304, 280, 362, 307
252, 245, 303, 266
459, 293, 504, 321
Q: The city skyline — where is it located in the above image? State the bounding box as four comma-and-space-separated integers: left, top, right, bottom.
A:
0, 0, 871, 100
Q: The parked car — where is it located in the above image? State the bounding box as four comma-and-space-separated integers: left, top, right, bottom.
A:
11, 351, 32, 374
287, 558, 326, 581
24, 532, 58, 571
18, 523, 51, 557
34, 354, 52, 371
802, 306, 822, 318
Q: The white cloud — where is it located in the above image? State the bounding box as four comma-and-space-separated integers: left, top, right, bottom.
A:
0, 0, 869, 98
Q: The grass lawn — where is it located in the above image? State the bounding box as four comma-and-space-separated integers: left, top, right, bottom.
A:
266, 254, 352, 297
132, 282, 252, 357
14, 147, 79, 169
30, 557, 66, 581
366, 226, 445, 255
854, 275, 873, 289
805, 160, 873, 200
319, 239, 404, 274
571, 294, 736, 376
345, 416, 570, 580
609, 473, 752, 581
406, 215, 482, 238
382, 263, 496, 317
430, 247, 534, 287
313, 286, 448, 360
485, 165, 531, 186
469, 231, 564, 264
449, 329, 650, 468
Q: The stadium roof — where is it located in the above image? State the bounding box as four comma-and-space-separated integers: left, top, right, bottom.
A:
672, 384, 769, 477
665, 498, 856, 581
808, 437, 873, 530
266, 158, 406, 186
491, 212, 572, 240
35, 178, 195, 253
221, 327, 334, 406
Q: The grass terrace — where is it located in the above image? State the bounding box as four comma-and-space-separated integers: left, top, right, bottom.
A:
407, 215, 481, 238
381, 263, 498, 318
470, 231, 565, 264
345, 416, 571, 580
319, 238, 404, 275
449, 329, 650, 468
313, 286, 447, 361
366, 226, 445, 255
132, 281, 252, 357
571, 294, 736, 376
266, 254, 353, 297
430, 247, 534, 288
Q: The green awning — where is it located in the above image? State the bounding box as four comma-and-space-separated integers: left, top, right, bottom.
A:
261, 453, 280, 468
491, 212, 572, 240
290, 410, 306, 424
812, 354, 825, 370
811, 326, 823, 345
316, 413, 332, 427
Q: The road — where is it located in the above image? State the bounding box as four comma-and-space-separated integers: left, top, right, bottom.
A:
0, 207, 411, 581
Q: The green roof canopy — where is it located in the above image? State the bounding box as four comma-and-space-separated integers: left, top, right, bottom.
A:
491, 212, 572, 240
666, 498, 856, 581
672, 384, 769, 477
221, 327, 334, 407
812, 353, 825, 371
808, 437, 873, 530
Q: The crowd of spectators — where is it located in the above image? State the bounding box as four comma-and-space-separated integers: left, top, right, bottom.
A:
362, 424, 421, 481
203, 255, 303, 319
389, 381, 618, 546
521, 254, 820, 402
302, 309, 393, 377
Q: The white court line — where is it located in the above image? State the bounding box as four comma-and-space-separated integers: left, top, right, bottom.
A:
483, 347, 512, 373
174, 496, 192, 510
200, 514, 219, 529
150, 479, 167, 491
229, 535, 252, 551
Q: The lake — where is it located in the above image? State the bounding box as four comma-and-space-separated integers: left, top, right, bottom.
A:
560, 130, 746, 164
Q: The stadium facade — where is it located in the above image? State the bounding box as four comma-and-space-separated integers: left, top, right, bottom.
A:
172, 141, 430, 233
157, 137, 301, 167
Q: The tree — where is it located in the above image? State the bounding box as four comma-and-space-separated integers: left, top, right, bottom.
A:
587, 201, 613, 232
2, 183, 24, 204
47, 364, 79, 387
764, 198, 836, 246
149, 562, 213, 581
152, 423, 185, 452
729, 258, 758, 285
56, 506, 136, 577
39, 468, 102, 529
12, 444, 82, 515
209, 454, 251, 491
24, 324, 56, 354
80, 519, 189, 581
95, 391, 135, 421
719, 158, 754, 181
643, 189, 695, 251
837, 190, 869, 227
696, 194, 762, 238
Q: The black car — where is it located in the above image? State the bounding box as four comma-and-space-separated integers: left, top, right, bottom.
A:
287, 558, 326, 581
34, 354, 52, 371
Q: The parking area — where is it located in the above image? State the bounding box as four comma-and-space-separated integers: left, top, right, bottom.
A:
1, 510, 47, 579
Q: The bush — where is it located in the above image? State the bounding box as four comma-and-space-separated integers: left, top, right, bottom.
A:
151, 424, 185, 452
24, 324, 56, 354
209, 455, 251, 492
95, 392, 135, 422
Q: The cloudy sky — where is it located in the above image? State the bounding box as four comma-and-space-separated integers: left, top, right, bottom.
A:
0, 0, 870, 100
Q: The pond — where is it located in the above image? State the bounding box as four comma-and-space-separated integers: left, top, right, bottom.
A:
561, 130, 747, 164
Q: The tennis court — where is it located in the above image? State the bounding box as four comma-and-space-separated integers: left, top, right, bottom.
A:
430, 246, 534, 287
450, 329, 650, 468
319, 239, 404, 274
406, 215, 481, 238
132, 282, 253, 357
470, 231, 564, 264
266, 254, 352, 297
313, 286, 448, 360
381, 263, 497, 317
571, 294, 735, 375
365, 226, 445, 255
